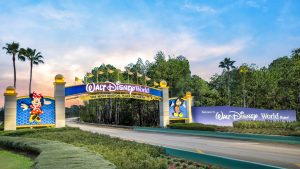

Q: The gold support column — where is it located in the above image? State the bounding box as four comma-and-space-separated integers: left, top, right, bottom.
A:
159, 80, 169, 127
4, 86, 17, 131
185, 92, 193, 123
54, 74, 66, 128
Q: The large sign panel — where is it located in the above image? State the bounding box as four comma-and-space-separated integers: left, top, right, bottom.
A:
65, 82, 163, 100
192, 106, 297, 126
16, 92, 55, 127
169, 98, 188, 119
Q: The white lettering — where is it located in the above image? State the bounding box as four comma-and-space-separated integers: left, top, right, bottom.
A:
85, 82, 150, 95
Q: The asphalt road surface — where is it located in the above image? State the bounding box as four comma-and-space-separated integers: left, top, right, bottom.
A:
66, 119, 300, 169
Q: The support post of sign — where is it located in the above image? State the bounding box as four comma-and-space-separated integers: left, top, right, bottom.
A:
185, 92, 193, 123
159, 80, 169, 128
54, 74, 66, 128
4, 86, 17, 131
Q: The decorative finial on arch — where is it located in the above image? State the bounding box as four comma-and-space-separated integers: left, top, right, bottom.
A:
4, 86, 17, 95
159, 80, 167, 88
54, 74, 65, 84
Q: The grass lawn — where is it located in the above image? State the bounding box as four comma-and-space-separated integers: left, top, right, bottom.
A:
0, 149, 33, 169
1, 127, 217, 169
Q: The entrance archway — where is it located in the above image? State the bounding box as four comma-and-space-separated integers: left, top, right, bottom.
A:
64, 80, 170, 127
3, 74, 193, 130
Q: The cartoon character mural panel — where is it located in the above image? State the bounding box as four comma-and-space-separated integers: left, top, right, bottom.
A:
169, 98, 188, 118
16, 92, 55, 127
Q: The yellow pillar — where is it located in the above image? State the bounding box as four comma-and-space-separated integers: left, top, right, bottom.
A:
159, 80, 169, 127
4, 86, 17, 131
54, 74, 66, 128
185, 92, 193, 123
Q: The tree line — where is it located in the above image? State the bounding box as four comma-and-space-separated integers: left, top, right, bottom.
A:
74, 48, 300, 125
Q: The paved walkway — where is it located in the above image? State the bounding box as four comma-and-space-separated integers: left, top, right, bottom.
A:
67, 119, 300, 169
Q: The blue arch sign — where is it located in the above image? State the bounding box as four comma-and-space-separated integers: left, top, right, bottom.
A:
65, 82, 162, 99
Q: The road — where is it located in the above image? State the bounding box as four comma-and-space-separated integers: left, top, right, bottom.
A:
67, 119, 300, 169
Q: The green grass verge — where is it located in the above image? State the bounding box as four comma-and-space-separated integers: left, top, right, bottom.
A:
0, 149, 33, 169
0, 127, 217, 169
0, 136, 115, 169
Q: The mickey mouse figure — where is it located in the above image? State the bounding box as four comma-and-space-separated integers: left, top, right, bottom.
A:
170, 98, 186, 118
21, 92, 51, 123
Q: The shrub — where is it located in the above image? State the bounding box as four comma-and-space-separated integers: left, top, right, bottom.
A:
169, 123, 216, 131
233, 121, 300, 130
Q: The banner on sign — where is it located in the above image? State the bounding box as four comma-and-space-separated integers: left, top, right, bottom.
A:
169, 98, 188, 119
16, 94, 55, 127
79, 93, 161, 101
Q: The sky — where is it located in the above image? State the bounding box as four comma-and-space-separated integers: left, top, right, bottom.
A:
0, 0, 300, 107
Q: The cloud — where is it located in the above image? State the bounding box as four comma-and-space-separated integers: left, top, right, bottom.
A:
1, 29, 247, 105
0, 1, 252, 107
244, 0, 268, 12
183, 3, 217, 14
245, 1, 260, 8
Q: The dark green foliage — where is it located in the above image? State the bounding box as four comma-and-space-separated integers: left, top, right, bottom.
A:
166, 157, 216, 169
233, 121, 300, 130
223, 127, 300, 136
211, 49, 300, 114
0, 136, 115, 169
0, 107, 4, 122
169, 123, 216, 131
80, 98, 160, 127
66, 105, 81, 118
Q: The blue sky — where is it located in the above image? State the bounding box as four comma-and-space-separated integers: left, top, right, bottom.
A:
0, 0, 300, 105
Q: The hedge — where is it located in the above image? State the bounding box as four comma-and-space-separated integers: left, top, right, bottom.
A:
233, 121, 300, 130
168, 123, 216, 131
0, 136, 115, 169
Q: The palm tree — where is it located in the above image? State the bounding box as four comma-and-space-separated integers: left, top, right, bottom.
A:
19, 48, 44, 94
2, 42, 22, 89
219, 57, 236, 105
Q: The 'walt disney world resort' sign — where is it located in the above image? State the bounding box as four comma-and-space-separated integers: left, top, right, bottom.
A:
192, 106, 296, 126
65, 82, 163, 99
85, 82, 150, 94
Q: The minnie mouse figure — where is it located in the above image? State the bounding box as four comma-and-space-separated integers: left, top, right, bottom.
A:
21, 92, 52, 123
